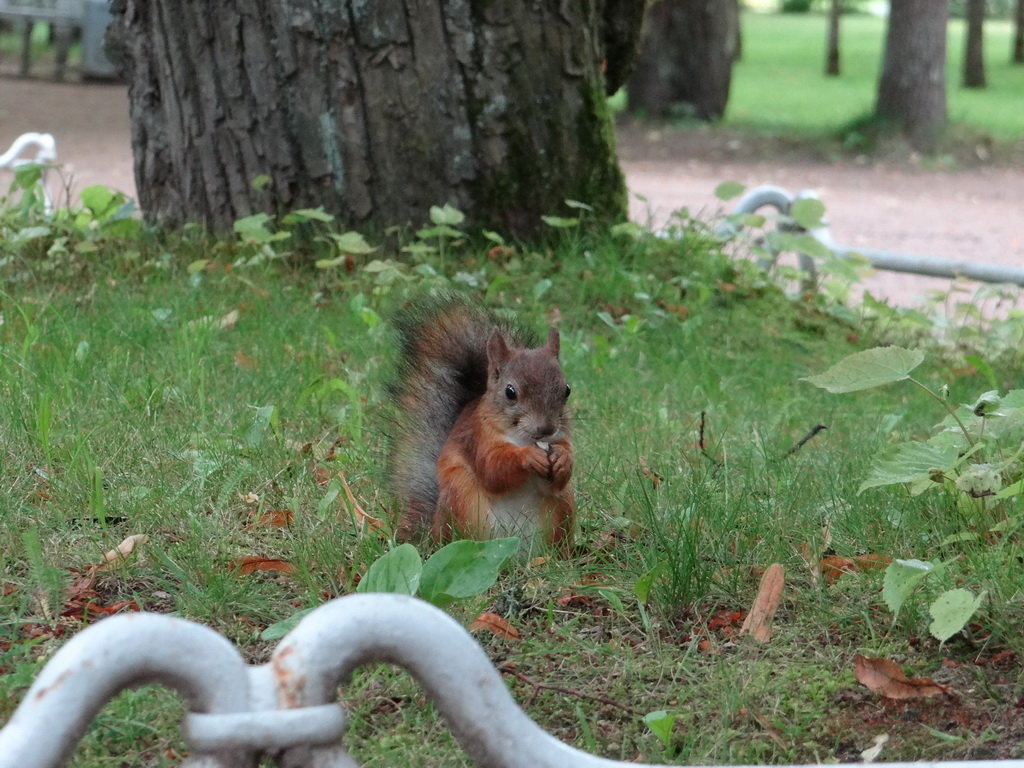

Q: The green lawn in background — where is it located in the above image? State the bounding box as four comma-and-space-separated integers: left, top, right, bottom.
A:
729, 14, 1024, 138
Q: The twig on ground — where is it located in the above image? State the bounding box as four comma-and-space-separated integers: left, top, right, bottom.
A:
698, 410, 722, 466
785, 424, 827, 456
498, 663, 640, 715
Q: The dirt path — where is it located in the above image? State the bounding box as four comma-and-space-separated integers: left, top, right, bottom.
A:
2, 77, 1021, 306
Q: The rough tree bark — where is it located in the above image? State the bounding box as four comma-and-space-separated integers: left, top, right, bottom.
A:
875, 0, 950, 153
627, 0, 739, 121
825, 0, 841, 76
1013, 0, 1024, 63
963, 0, 987, 87
105, 1, 643, 236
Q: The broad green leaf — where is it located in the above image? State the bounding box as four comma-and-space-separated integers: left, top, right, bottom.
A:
429, 203, 465, 226
359, 307, 382, 329
643, 710, 676, 748
541, 215, 579, 229
928, 588, 986, 643
994, 478, 1023, 500
714, 181, 745, 201
482, 229, 506, 245
13, 163, 43, 188
187, 259, 209, 274
859, 440, 959, 493
532, 278, 553, 300
282, 207, 335, 225
802, 346, 924, 394
251, 174, 272, 191
315, 256, 346, 269
317, 478, 342, 516
417, 224, 464, 240
564, 199, 594, 211
80, 185, 116, 217
610, 221, 646, 240
234, 213, 289, 243
791, 197, 825, 230
331, 231, 376, 254
260, 607, 315, 640
634, 561, 667, 604
419, 537, 518, 608
882, 559, 935, 616
244, 405, 278, 449
357, 543, 423, 596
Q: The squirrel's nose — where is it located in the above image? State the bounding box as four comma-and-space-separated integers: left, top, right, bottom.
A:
534, 424, 555, 441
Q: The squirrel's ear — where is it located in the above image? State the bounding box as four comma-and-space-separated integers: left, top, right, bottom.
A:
486, 330, 511, 367
546, 327, 560, 357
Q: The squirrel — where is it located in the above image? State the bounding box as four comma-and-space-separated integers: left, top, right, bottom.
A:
390, 300, 574, 548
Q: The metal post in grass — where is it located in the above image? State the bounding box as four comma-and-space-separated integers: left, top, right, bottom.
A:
3, 593, 1024, 767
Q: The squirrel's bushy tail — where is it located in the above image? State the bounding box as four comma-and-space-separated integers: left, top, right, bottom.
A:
390, 299, 533, 538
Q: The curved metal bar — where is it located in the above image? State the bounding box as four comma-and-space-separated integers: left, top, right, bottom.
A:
0, 612, 253, 768
0, 132, 57, 167
726, 184, 1024, 288
270, 593, 649, 768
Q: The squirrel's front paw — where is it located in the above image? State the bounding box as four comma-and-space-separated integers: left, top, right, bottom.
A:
524, 445, 551, 477
548, 444, 573, 487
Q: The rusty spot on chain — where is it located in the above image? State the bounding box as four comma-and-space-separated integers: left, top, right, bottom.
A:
272, 645, 307, 709
34, 669, 73, 701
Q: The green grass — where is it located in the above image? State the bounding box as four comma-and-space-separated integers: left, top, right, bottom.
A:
728, 14, 1024, 139
1, 204, 1023, 765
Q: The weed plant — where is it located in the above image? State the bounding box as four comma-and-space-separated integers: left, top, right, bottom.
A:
0, 185, 1022, 765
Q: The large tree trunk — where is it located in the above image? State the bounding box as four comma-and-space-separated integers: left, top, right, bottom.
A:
627, 0, 739, 121
875, 0, 950, 153
105, 1, 642, 236
1013, 0, 1024, 63
825, 0, 841, 76
963, 0, 987, 87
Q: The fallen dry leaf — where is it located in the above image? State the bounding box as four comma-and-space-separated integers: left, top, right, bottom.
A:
853, 654, 947, 700
233, 352, 258, 369
219, 309, 240, 330
337, 472, 385, 532
468, 612, 521, 640
821, 554, 892, 585
230, 556, 298, 576
639, 457, 662, 488
97, 534, 149, 570
249, 509, 294, 528
739, 563, 784, 642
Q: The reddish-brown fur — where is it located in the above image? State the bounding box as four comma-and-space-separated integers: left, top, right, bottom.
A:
433, 400, 574, 545
391, 303, 574, 549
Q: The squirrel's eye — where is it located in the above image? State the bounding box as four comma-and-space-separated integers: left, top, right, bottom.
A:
505, 384, 517, 401
564, 385, 572, 400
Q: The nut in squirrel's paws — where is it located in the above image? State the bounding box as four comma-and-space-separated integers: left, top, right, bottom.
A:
536, 441, 551, 453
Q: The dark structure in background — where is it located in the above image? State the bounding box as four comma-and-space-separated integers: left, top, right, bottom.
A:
627, 0, 739, 122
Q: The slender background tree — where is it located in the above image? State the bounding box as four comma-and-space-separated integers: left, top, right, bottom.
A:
875, 0, 951, 152
963, 0, 987, 87
106, 0, 643, 235
627, 0, 739, 121
825, 0, 842, 76
1013, 0, 1024, 62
